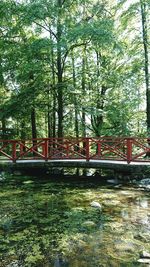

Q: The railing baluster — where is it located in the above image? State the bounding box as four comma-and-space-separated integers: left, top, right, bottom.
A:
44, 139, 49, 161
12, 141, 17, 163
1, 137, 150, 164
20, 141, 25, 155
86, 138, 90, 161
97, 141, 102, 158
127, 138, 132, 164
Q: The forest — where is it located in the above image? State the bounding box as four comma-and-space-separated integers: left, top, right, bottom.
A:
0, 0, 149, 140
0, 2, 150, 266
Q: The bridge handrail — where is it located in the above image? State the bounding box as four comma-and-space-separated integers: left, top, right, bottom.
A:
0, 137, 150, 163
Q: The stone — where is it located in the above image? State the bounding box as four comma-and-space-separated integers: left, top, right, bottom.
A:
137, 251, 150, 265
90, 201, 102, 209
107, 179, 118, 184
6, 261, 21, 267
138, 179, 150, 190
139, 178, 150, 185
137, 258, 150, 264
82, 220, 96, 227
13, 170, 22, 176
141, 251, 150, 258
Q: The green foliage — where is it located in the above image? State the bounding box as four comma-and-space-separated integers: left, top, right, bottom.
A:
0, 0, 148, 137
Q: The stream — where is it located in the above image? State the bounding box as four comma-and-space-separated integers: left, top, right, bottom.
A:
0, 173, 150, 267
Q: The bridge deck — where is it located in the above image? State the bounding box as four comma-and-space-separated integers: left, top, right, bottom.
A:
1, 137, 150, 172
1, 159, 150, 172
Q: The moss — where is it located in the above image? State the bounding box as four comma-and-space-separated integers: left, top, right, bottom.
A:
0, 174, 150, 266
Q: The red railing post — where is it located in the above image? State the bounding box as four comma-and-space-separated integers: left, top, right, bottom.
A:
86, 138, 90, 161
97, 141, 102, 158
12, 141, 17, 162
126, 138, 132, 164
20, 141, 25, 155
43, 139, 49, 161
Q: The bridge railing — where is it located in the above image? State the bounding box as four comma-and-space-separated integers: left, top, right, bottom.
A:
0, 137, 150, 163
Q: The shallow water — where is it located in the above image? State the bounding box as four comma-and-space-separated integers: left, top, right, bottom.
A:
0, 174, 150, 267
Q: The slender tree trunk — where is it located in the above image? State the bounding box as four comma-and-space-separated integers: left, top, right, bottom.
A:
31, 107, 37, 153
81, 48, 86, 137
81, 47, 87, 160
31, 107, 37, 139
57, 58, 63, 137
49, 30, 56, 138
0, 56, 7, 139
48, 100, 51, 138
72, 53, 79, 138
81, 41, 87, 164
52, 91, 56, 138
91, 51, 107, 136
20, 120, 26, 140
57, 67, 63, 158
20, 120, 26, 153
57, 0, 63, 137
140, 0, 150, 135
46, 83, 52, 138
96, 51, 103, 137
74, 100, 79, 138
52, 49, 56, 138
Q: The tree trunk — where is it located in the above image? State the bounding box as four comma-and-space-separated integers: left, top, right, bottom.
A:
0, 56, 7, 139
91, 51, 107, 136
81, 47, 87, 157
74, 98, 79, 138
31, 107, 37, 153
140, 0, 150, 135
20, 120, 26, 153
72, 53, 79, 138
31, 107, 37, 139
48, 102, 52, 138
57, 0, 63, 137
20, 120, 26, 140
81, 48, 86, 138
49, 30, 56, 139
52, 49, 56, 139
57, 61, 63, 138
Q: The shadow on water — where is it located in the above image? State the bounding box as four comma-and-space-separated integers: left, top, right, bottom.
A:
0, 172, 150, 267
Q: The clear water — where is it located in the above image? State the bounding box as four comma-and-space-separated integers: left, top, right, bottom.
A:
0, 174, 150, 267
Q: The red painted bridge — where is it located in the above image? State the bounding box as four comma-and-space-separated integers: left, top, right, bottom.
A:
0, 137, 150, 164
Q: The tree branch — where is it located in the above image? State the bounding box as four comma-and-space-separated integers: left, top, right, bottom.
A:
34, 21, 57, 40
62, 0, 67, 5
62, 42, 88, 72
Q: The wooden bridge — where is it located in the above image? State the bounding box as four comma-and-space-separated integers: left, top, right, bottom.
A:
0, 137, 150, 167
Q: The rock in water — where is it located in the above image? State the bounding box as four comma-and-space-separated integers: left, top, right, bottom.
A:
141, 251, 150, 258
90, 201, 102, 210
82, 220, 96, 227
137, 258, 150, 264
107, 179, 118, 184
137, 251, 150, 264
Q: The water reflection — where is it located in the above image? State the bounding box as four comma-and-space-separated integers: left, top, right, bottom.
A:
120, 197, 150, 229
0, 175, 150, 267
139, 198, 148, 208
